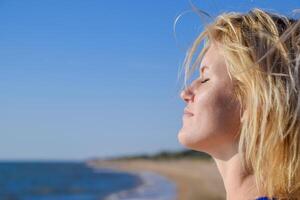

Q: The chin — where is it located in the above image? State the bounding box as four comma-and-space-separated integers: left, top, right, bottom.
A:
178, 129, 198, 148
177, 129, 213, 153
177, 129, 187, 146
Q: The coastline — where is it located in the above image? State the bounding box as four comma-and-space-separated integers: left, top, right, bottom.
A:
87, 158, 226, 200
103, 170, 177, 200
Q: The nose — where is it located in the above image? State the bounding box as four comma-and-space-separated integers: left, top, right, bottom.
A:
180, 86, 194, 103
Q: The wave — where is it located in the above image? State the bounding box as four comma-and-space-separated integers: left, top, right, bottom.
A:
103, 170, 177, 200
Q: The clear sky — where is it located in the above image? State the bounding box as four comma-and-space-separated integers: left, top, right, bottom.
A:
0, 0, 299, 161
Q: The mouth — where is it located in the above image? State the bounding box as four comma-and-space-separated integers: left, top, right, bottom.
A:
183, 108, 194, 117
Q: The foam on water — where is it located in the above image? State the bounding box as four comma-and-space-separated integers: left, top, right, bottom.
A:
104, 171, 177, 200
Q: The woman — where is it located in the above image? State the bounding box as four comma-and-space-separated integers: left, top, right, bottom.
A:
178, 8, 300, 200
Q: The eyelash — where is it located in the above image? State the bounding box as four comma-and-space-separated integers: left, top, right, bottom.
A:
201, 79, 209, 83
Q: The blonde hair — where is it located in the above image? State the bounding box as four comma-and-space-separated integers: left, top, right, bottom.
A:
181, 8, 300, 199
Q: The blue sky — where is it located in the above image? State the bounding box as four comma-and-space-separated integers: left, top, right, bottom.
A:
0, 0, 299, 161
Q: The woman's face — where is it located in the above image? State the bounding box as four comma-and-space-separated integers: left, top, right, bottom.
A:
178, 43, 242, 157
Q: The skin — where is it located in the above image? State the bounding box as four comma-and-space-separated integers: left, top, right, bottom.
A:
178, 42, 263, 200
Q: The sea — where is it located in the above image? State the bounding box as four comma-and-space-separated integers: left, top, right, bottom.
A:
0, 161, 177, 200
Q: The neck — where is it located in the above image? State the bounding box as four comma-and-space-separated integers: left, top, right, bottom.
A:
211, 145, 263, 200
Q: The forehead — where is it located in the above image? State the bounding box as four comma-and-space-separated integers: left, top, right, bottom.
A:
199, 43, 227, 74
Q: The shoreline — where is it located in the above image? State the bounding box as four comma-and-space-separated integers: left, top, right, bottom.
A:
87, 158, 226, 200
103, 170, 177, 200
89, 166, 147, 200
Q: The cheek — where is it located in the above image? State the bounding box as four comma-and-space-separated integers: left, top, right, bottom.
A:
193, 91, 223, 134
194, 86, 241, 137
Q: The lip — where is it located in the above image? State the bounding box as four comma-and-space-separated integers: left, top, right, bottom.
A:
183, 108, 194, 117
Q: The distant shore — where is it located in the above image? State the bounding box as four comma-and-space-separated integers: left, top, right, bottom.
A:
87, 158, 226, 200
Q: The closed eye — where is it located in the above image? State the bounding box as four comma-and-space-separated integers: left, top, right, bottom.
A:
201, 79, 209, 83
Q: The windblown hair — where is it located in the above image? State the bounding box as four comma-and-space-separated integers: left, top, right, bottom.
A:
181, 8, 300, 199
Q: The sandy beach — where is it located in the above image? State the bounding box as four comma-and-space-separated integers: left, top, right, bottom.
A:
88, 158, 226, 200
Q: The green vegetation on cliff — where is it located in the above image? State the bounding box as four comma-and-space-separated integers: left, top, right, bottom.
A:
105, 149, 212, 161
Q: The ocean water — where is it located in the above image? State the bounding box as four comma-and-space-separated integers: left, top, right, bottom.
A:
0, 161, 177, 200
